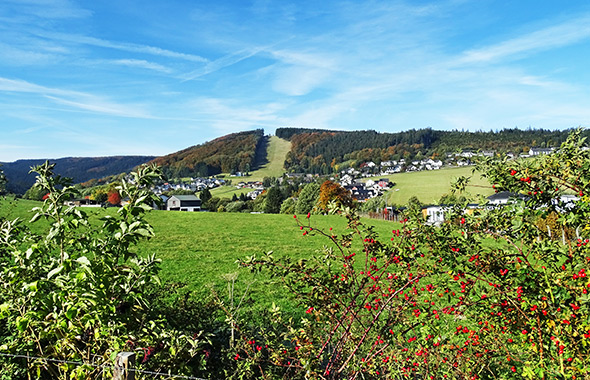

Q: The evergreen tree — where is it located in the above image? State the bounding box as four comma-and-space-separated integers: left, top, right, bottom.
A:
280, 197, 296, 214
200, 188, 212, 205
263, 186, 282, 214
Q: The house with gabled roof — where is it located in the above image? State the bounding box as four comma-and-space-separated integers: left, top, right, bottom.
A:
167, 195, 202, 211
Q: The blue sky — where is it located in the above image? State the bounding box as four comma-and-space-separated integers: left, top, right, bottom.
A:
1, 0, 590, 162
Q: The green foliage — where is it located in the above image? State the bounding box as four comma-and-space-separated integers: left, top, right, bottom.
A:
295, 182, 320, 215
200, 188, 212, 205
226, 201, 249, 213
280, 197, 296, 215
0, 163, 209, 379
263, 186, 283, 214
167, 189, 195, 196
23, 183, 48, 201
359, 195, 387, 212
231, 129, 590, 379
438, 192, 467, 205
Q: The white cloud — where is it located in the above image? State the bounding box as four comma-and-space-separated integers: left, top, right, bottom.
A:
44, 96, 152, 119
457, 14, 590, 64
34, 31, 208, 63
271, 66, 330, 96
109, 59, 173, 74
0, 77, 153, 119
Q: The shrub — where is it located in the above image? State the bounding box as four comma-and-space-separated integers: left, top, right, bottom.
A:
232, 129, 590, 379
0, 163, 210, 379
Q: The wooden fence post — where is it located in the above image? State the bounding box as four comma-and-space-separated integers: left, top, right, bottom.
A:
113, 352, 135, 380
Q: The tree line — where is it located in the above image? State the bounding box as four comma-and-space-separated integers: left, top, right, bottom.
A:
277, 127, 587, 174
152, 129, 264, 178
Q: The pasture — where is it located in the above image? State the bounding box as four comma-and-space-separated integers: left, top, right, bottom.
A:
0, 198, 397, 315
366, 166, 494, 205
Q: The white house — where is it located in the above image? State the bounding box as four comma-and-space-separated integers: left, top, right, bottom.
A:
167, 195, 202, 211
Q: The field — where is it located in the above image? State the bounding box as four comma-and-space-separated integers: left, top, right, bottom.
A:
366, 166, 495, 205
0, 198, 397, 315
211, 136, 291, 199
0, 163, 491, 315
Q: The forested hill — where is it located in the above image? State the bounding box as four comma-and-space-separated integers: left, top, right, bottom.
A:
276, 127, 585, 173
150, 129, 265, 178
1, 156, 155, 194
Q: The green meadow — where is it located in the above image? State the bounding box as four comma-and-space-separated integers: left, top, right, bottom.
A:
366, 166, 494, 205
0, 198, 397, 314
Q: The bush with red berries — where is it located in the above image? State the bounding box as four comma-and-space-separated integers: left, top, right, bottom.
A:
234, 129, 590, 379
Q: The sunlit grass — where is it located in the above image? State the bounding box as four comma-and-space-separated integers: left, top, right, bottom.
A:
366, 166, 494, 205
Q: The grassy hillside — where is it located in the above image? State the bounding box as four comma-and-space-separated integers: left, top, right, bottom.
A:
210, 135, 290, 197
366, 166, 494, 205
249, 135, 291, 180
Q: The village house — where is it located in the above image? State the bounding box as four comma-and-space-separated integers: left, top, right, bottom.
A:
529, 147, 555, 156
167, 195, 202, 211
64, 198, 101, 208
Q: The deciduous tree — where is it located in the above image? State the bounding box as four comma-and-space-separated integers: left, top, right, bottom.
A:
295, 182, 320, 214
317, 180, 353, 211
107, 189, 121, 205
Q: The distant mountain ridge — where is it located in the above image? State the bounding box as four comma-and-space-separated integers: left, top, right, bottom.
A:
1, 156, 155, 194
3, 127, 585, 195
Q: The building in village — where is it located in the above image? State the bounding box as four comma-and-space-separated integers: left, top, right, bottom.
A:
167, 195, 202, 211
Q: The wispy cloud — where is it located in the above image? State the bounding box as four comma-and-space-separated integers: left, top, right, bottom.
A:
44, 96, 151, 119
186, 97, 286, 123
0, 42, 59, 65
2, 0, 91, 19
0, 77, 153, 119
457, 14, 590, 64
180, 44, 277, 81
108, 59, 173, 74
33, 31, 208, 63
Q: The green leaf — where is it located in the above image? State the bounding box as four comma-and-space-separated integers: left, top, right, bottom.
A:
0, 303, 9, 317
76, 256, 91, 267
16, 317, 29, 332
65, 306, 78, 320
29, 212, 43, 223
48, 265, 64, 279
24, 281, 38, 292
136, 228, 152, 237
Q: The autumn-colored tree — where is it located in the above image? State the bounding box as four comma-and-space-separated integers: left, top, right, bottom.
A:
317, 180, 353, 211
107, 190, 121, 205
